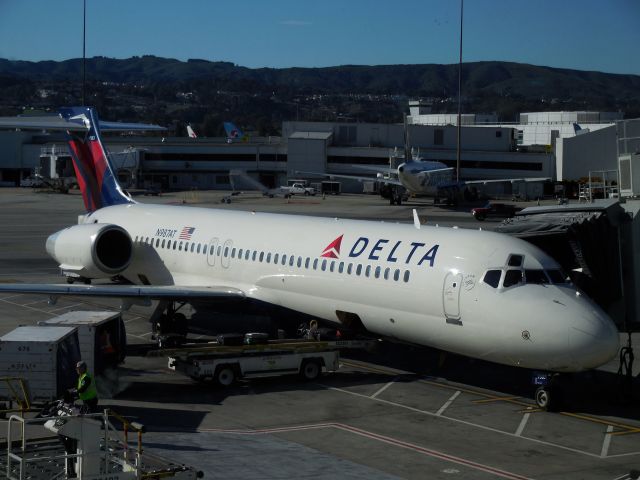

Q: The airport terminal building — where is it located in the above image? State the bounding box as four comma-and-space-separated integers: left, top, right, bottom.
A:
0, 111, 633, 194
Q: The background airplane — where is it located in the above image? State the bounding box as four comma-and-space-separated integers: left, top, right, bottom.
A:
299, 150, 549, 206
0, 107, 619, 411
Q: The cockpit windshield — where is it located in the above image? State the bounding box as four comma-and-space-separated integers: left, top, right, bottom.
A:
482, 266, 570, 289
525, 269, 549, 284
546, 269, 569, 284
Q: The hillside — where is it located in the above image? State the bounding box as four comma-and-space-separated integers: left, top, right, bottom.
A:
0, 56, 638, 135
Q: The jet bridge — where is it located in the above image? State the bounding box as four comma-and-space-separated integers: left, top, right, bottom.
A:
496, 199, 638, 333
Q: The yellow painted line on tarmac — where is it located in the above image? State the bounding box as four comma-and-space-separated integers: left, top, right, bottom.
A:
473, 396, 522, 404
341, 359, 640, 435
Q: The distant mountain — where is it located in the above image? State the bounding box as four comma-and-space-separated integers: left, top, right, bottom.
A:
1, 56, 638, 135
1, 55, 639, 100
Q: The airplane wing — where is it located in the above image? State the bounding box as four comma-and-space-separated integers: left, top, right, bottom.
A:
295, 170, 404, 187
464, 177, 551, 185
0, 284, 245, 302
0, 115, 165, 132
348, 165, 398, 175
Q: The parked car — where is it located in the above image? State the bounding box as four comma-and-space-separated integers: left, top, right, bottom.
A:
471, 202, 522, 221
279, 183, 316, 196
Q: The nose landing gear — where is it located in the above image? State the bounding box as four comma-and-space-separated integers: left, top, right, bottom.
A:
532, 372, 564, 411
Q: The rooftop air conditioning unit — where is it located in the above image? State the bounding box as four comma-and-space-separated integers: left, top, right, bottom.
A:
619, 154, 640, 198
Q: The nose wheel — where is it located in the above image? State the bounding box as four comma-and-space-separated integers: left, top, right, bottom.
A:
535, 386, 552, 410
532, 373, 564, 411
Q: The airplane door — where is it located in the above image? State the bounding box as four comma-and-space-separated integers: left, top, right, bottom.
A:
207, 238, 219, 267
221, 239, 233, 269
442, 272, 463, 321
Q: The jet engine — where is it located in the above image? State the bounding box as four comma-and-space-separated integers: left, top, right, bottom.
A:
46, 223, 133, 279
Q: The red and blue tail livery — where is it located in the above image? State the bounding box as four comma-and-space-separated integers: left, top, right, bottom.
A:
60, 107, 133, 212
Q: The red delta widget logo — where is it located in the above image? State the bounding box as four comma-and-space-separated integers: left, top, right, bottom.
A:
321, 235, 439, 267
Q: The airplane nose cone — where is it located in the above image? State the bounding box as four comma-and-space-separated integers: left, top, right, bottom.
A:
569, 303, 620, 370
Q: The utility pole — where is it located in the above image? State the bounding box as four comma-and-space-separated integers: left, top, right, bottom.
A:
456, 0, 464, 183
82, 0, 86, 106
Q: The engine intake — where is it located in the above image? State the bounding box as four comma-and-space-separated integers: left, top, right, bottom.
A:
46, 223, 133, 279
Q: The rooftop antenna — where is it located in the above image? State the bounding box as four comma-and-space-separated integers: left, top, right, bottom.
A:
82, 0, 86, 106
456, 0, 464, 182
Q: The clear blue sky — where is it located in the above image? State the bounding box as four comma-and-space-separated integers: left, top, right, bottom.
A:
1, 0, 638, 75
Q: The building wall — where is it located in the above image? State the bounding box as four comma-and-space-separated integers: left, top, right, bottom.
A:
555, 125, 617, 181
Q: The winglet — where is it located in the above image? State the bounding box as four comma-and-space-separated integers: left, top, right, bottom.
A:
413, 209, 421, 229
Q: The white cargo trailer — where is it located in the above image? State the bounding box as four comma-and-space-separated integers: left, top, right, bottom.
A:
0, 326, 80, 402
38, 310, 126, 376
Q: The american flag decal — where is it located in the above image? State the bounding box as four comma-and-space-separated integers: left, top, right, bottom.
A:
179, 227, 196, 240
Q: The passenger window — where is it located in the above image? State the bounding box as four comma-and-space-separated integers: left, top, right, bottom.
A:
259, 252, 264, 262
252, 251, 257, 261
375, 266, 381, 278
483, 270, 501, 288
356, 264, 362, 276
394, 269, 400, 281
179, 242, 183, 251
384, 267, 390, 280
525, 270, 548, 284
209, 245, 214, 255
365, 265, 371, 277
339, 262, 344, 273
245, 250, 250, 260
161, 239, 166, 248
305, 258, 310, 268
403, 270, 410, 282
173, 241, 177, 250
217, 246, 222, 256
196, 243, 201, 254
282, 254, 287, 265
313, 259, 318, 270
232, 248, 236, 258
155, 238, 160, 248
329, 261, 335, 272
503, 269, 523, 288
266, 253, 271, 263
289, 256, 295, 267
297, 257, 302, 268
224, 247, 229, 257
191, 243, 195, 253
508, 255, 523, 267
321, 259, 327, 271
274, 253, 279, 264
347, 263, 353, 275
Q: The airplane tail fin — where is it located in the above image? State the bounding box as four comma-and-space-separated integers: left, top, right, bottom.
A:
187, 124, 198, 138
223, 122, 246, 143
59, 107, 134, 212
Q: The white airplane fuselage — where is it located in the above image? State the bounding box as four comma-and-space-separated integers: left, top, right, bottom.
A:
53, 203, 619, 373
396, 161, 455, 195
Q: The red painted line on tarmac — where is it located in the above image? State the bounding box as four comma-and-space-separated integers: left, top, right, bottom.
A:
199, 422, 534, 479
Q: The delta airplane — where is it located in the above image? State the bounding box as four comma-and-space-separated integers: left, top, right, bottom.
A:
0, 107, 619, 408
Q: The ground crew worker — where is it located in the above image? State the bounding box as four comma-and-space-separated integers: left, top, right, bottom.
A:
74, 360, 98, 413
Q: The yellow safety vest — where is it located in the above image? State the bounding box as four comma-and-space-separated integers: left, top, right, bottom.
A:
77, 372, 97, 401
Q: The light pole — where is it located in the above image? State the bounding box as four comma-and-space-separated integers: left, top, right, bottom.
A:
82, 0, 86, 106
456, 0, 463, 183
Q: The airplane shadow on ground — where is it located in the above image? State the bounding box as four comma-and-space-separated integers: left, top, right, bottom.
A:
344, 341, 640, 420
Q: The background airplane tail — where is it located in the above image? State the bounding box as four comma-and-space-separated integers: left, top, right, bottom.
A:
59, 107, 133, 212
224, 122, 247, 142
